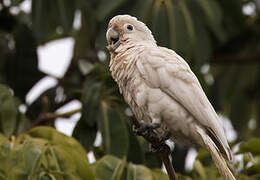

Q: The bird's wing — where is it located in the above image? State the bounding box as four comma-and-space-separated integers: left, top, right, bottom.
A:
136, 46, 232, 161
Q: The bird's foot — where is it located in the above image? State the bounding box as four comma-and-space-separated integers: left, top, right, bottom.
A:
133, 121, 160, 137
149, 131, 171, 154
159, 131, 172, 143
149, 143, 171, 155
132, 120, 172, 155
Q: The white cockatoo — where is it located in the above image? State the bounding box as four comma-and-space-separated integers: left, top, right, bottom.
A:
106, 15, 235, 180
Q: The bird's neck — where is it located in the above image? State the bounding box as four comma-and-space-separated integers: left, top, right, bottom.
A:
109, 41, 150, 93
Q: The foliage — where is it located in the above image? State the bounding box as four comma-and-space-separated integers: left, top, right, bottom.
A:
93, 155, 168, 180
0, 126, 94, 180
0, 0, 260, 179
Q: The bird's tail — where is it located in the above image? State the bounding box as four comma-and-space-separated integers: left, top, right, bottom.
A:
196, 127, 236, 180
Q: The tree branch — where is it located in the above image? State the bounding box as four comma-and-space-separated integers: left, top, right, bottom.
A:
30, 108, 81, 129
131, 117, 177, 180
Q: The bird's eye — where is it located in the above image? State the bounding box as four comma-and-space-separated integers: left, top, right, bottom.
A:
124, 23, 134, 32
127, 24, 133, 31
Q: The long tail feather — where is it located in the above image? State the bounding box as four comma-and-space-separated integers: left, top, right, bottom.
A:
196, 126, 236, 180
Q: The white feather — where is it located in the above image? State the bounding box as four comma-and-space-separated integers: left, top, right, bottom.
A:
107, 15, 235, 179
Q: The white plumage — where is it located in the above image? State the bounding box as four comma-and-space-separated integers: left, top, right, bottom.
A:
106, 15, 235, 180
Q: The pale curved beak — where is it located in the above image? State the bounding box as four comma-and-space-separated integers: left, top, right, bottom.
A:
106, 27, 120, 45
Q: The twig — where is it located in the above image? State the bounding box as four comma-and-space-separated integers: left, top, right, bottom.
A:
131, 117, 177, 180
30, 108, 81, 128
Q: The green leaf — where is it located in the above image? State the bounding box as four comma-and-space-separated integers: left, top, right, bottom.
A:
93, 155, 125, 180
196, 148, 210, 161
81, 80, 102, 127
152, 1, 170, 48
178, 0, 195, 50
144, 151, 161, 169
195, 0, 225, 40
0, 84, 30, 137
127, 163, 153, 180
5, 24, 44, 101
15, 113, 30, 135
0, 126, 95, 179
96, 0, 126, 21
27, 126, 95, 179
93, 155, 168, 180
195, 0, 223, 30
126, 130, 145, 165
0, 84, 17, 137
151, 169, 169, 180
193, 20, 212, 65
239, 138, 260, 155
193, 160, 206, 180
31, 0, 76, 43
27, 126, 88, 158
0, 133, 8, 144
72, 117, 97, 152
72, 80, 99, 152
164, 0, 176, 49
97, 102, 128, 158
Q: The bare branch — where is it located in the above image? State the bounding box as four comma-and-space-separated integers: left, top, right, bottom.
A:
30, 108, 81, 128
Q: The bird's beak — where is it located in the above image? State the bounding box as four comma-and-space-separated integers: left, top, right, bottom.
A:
106, 27, 120, 51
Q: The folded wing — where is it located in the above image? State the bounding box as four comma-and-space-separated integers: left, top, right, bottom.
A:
136, 47, 233, 161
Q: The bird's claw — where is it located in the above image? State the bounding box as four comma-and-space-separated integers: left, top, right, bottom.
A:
149, 143, 171, 154
133, 121, 160, 136
149, 131, 171, 153
159, 131, 172, 143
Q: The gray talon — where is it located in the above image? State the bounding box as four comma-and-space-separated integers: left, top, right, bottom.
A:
133, 121, 161, 136
149, 143, 171, 154
159, 131, 172, 143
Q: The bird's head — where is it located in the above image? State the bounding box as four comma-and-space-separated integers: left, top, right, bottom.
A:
106, 15, 156, 52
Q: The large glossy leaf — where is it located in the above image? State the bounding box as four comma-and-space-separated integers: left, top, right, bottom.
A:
151, 1, 171, 48
193, 160, 207, 180
0, 126, 95, 180
127, 0, 217, 64
0, 84, 17, 137
81, 80, 102, 127
192, 159, 221, 180
93, 155, 168, 180
73, 9, 97, 61
72, 116, 97, 152
239, 138, 260, 155
0, 84, 30, 137
72, 79, 101, 152
94, 155, 126, 180
96, 0, 126, 21
126, 129, 146, 165
31, 0, 76, 43
178, 0, 195, 52
127, 163, 154, 180
73, 74, 129, 157
195, 0, 225, 40
4, 24, 44, 101
97, 102, 128, 158
215, 65, 259, 139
